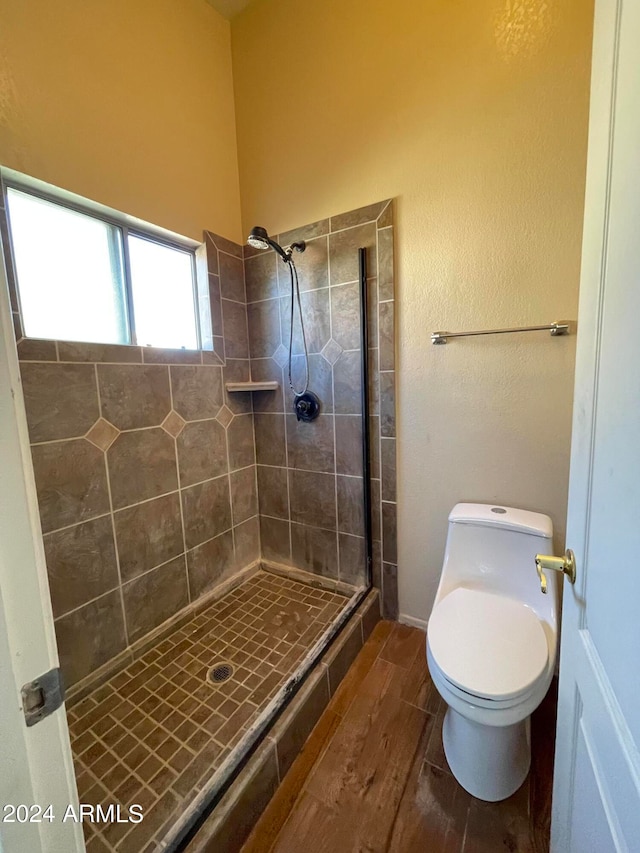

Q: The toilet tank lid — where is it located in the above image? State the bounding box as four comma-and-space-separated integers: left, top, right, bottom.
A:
448, 503, 553, 538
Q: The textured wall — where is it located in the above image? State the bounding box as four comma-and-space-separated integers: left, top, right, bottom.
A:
0, 0, 242, 242
0, 0, 595, 633
231, 0, 594, 624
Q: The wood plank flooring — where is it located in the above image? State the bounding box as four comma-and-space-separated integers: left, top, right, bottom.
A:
243, 621, 556, 853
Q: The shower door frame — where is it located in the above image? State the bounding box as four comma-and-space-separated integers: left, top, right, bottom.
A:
171, 247, 375, 850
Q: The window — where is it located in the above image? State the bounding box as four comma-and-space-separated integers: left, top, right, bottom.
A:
128, 235, 198, 350
5, 186, 200, 349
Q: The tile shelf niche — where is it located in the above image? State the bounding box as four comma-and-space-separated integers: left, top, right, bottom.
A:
225, 380, 279, 392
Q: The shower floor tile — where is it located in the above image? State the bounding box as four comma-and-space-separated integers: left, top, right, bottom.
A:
66, 570, 348, 852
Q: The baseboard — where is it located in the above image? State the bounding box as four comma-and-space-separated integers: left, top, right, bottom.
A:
398, 612, 429, 631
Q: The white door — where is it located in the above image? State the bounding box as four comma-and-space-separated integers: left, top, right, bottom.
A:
551, 0, 640, 850
0, 242, 83, 848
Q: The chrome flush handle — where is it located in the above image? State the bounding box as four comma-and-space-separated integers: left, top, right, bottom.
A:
535, 549, 577, 594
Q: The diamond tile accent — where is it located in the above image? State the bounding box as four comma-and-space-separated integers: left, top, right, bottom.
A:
161, 410, 186, 438
85, 418, 120, 452
273, 344, 289, 369
321, 338, 344, 366
215, 406, 234, 429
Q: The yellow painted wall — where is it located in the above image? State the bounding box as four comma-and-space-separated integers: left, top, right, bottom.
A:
232, 0, 594, 622
0, 0, 242, 242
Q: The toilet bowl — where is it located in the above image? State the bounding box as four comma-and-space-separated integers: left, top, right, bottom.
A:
426, 503, 558, 802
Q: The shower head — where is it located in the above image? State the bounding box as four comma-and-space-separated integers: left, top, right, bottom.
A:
247, 226, 305, 262
247, 226, 272, 252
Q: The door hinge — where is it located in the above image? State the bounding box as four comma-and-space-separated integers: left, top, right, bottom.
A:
21, 668, 65, 727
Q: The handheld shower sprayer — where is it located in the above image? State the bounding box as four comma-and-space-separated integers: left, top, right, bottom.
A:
247, 226, 317, 418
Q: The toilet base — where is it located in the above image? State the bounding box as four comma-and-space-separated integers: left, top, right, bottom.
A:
442, 706, 531, 802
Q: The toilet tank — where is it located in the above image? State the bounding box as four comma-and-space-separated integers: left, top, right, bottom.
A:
438, 503, 557, 625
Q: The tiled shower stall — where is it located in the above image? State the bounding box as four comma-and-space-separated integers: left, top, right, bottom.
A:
245, 201, 397, 609
2, 193, 397, 849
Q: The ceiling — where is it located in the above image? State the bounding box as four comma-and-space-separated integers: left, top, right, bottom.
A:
205, 0, 255, 19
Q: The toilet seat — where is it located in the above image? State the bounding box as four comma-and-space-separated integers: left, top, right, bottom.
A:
427, 587, 548, 702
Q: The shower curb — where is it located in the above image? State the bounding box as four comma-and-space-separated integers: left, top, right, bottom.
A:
183, 588, 381, 852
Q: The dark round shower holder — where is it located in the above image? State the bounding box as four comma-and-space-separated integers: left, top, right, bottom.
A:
294, 391, 321, 422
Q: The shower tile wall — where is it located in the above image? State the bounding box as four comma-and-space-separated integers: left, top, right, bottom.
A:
246, 200, 398, 616
10, 230, 260, 690
4, 191, 398, 699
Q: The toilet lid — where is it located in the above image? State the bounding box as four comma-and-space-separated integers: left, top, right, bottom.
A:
428, 588, 548, 701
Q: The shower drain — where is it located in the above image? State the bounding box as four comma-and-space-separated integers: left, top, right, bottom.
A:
209, 663, 233, 684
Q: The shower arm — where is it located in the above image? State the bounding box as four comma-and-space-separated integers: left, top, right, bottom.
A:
281, 241, 306, 262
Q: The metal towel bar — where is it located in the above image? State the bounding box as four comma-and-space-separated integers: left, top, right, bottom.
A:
431, 321, 571, 345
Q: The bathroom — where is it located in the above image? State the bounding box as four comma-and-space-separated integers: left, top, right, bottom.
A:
2, 0, 638, 851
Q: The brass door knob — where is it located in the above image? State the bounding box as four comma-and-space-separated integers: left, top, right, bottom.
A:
535, 549, 576, 594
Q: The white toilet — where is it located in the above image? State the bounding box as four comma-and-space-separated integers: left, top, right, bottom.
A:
426, 502, 558, 802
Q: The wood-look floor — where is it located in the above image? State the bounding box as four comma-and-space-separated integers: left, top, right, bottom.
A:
242, 620, 556, 853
